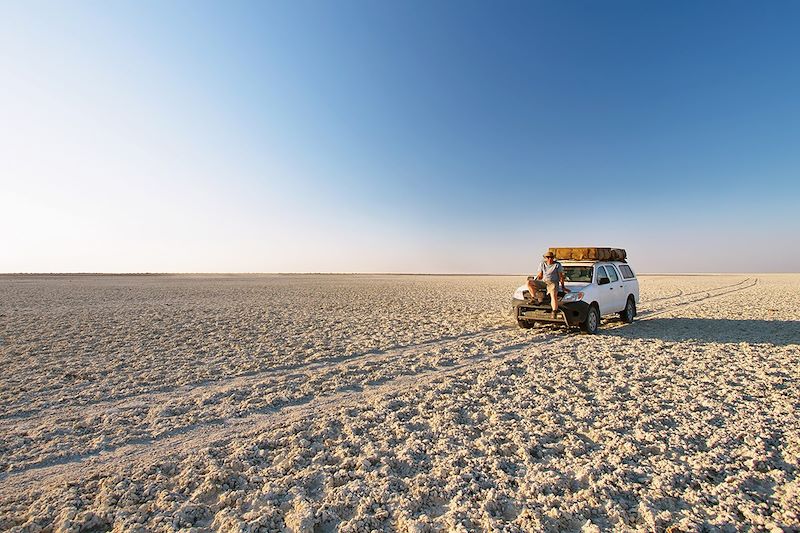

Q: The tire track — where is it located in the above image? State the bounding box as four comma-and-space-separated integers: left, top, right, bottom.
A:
0, 325, 554, 475
637, 278, 757, 319
3, 276, 754, 434
639, 277, 750, 307
645, 288, 683, 302
0, 329, 568, 492
0, 277, 759, 494
0, 326, 512, 423
0, 277, 751, 424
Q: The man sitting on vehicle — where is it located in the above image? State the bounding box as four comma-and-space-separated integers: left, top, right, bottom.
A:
527, 251, 569, 317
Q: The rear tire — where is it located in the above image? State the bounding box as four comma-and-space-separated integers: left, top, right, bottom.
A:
517, 319, 535, 329
580, 304, 600, 334
619, 296, 636, 323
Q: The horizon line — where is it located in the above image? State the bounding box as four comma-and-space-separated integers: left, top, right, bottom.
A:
0, 271, 796, 276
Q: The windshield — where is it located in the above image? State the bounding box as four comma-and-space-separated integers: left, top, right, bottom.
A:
563, 266, 593, 283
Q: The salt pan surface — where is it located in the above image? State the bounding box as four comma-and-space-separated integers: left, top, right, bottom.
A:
0, 274, 797, 531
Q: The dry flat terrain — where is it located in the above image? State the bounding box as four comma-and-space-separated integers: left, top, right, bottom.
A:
0, 274, 798, 532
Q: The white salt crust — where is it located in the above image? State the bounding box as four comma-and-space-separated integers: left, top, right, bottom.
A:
0, 274, 797, 532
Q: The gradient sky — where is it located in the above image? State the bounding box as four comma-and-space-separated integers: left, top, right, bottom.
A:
2, 1, 798, 273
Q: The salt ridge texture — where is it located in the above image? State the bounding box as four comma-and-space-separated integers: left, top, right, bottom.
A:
0, 274, 798, 532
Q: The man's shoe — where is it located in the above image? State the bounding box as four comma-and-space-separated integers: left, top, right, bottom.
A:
551, 310, 558, 319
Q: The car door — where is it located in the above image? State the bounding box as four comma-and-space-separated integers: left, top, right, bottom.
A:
594, 265, 615, 315
605, 264, 625, 312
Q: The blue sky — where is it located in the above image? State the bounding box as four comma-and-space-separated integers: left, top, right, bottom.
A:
1, 1, 798, 273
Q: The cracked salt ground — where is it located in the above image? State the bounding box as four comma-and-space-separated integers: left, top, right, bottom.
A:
0, 274, 798, 532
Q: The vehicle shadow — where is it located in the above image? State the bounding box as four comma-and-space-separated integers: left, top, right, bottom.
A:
605, 318, 800, 346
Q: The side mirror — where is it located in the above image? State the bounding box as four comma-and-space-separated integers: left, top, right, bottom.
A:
598, 277, 610, 286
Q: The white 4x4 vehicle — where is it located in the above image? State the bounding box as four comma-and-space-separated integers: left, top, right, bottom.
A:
512, 260, 640, 334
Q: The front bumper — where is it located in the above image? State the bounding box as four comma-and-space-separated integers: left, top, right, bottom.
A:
512, 298, 590, 326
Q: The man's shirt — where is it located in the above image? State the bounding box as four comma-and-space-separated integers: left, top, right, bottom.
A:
538, 261, 563, 284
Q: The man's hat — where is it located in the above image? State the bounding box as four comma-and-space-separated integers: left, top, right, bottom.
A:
543, 251, 555, 258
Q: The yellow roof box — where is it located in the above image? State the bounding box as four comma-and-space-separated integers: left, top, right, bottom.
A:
548, 247, 627, 262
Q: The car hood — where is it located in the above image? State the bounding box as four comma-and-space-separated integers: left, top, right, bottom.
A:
564, 282, 591, 291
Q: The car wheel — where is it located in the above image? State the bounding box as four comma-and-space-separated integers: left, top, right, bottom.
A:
517, 319, 535, 329
619, 296, 636, 323
580, 304, 600, 334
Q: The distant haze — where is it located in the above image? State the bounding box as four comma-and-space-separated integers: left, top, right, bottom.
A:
2, 1, 798, 273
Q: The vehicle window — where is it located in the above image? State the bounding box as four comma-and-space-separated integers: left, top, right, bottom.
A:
619, 264, 635, 279
606, 265, 619, 282
595, 265, 607, 282
563, 266, 593, 282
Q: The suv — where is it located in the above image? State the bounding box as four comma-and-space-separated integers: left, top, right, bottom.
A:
512, 261, 640, 334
